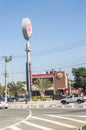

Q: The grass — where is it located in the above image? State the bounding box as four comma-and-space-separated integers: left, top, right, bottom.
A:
82, 125, 86, 130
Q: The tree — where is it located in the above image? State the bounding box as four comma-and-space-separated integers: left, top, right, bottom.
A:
34, 78, 53, 97
72, 67, 86, 94
7, 81, 26, 99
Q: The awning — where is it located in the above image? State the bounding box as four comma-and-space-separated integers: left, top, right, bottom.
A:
47, 87, 54, 90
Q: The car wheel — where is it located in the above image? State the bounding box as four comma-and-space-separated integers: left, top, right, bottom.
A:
61, 100, 66, 104
77, 99, 82, 104
5, 107, 8, 109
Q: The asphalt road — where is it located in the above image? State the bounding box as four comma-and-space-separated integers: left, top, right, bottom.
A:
0, 108, 86, 130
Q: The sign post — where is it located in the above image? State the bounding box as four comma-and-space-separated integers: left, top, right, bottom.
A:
22, 18, 32, 101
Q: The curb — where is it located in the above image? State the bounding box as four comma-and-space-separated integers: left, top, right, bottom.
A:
8, 102, 86, 109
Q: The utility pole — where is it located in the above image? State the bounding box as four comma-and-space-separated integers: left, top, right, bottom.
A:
4, 55, 12, 102
4, 56, 8, 102
69, 79, 72, 95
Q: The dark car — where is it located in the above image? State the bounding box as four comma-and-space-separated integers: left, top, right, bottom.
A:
7, 97, 16, 102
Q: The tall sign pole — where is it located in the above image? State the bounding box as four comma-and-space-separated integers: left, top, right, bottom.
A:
22, 18, 32, 101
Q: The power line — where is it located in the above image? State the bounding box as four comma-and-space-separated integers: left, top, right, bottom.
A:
20, 40, 86, 57
0, 60, 85, 76
0, 39, 86, 78
1, 39, 86, 59
31, 39, 86, 56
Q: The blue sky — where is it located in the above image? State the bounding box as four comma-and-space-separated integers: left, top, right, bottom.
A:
0, 0, 86, 85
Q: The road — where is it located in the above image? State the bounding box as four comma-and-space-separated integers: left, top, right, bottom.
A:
0, 108, 86, 130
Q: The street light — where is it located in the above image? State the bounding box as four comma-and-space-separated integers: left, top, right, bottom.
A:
22, 18, 32, 101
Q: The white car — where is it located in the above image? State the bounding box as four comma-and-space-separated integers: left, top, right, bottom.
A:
61, 95, 84, 104
0, 98, 8, 109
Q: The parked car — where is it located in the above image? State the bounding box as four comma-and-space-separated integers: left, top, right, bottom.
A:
18, 96, 29, 102
7, 97, 16, 102
0, 98, 8, 109
61, 94, 84, 104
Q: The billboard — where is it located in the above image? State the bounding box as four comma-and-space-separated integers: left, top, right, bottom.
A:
22, 18, 32, 41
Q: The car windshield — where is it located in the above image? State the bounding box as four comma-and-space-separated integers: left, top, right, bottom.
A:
66, 95, 72, 99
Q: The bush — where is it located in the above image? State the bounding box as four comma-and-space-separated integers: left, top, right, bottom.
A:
32, 96, 51, 101
32, 96, 40, 101
82, 125, 86, 130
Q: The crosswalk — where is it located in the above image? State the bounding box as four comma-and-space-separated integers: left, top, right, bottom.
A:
1, 114, 86, 130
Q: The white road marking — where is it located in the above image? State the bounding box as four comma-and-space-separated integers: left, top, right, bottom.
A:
0, 109, 32, 130
65, 115, 86, 118
31, 116, 77, 128
9, 125, 22, 130
22, 120, 54, 130
48, 115, 86, 123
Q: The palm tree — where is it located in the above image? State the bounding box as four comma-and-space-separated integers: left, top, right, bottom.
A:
34, 78, 53, 97
7, 81, 26, 99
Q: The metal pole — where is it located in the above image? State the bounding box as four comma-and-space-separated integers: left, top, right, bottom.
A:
69, 80, 71, 95
26, 41, 32, 101
5, 57, 7, 102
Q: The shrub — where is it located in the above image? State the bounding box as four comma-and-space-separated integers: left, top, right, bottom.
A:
32, 96, 51, 101
82, 125, 86, 130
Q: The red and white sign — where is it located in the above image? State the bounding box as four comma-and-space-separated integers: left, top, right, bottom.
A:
22, 18, 32, 41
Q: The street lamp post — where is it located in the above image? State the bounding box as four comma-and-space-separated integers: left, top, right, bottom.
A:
22, 18, 32, 101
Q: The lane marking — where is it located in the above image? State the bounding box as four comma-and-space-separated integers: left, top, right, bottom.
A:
9, 125, 22, 130
31, 116, 77, 128
48, 115, 86, 123
0, 109, 32, 130
65, 115, 86, 118
22, 120, 54, 130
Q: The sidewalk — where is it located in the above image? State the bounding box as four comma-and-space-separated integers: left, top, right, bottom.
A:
8, 100, 86, 109
8, 100, 60, 108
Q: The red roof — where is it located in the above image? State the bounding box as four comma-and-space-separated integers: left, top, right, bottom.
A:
32, 73, 54, 78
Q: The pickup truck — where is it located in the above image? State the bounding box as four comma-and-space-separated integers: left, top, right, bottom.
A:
61, 95, 85, 104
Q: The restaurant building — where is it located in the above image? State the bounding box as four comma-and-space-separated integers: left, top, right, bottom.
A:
32, 71, 68, 95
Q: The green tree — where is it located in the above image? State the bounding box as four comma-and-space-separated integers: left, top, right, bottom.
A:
7, 81, 26, 99
72, 67, 86, 94
34, 78, 53, 97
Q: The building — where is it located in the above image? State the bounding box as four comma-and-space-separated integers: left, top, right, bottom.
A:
32, 71, 68, 95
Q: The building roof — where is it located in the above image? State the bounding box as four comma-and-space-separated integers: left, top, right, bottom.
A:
32, 73, 54, 78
